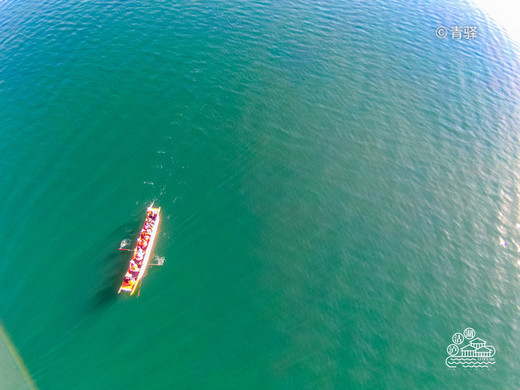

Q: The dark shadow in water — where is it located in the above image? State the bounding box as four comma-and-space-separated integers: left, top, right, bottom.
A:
88, 220, 140, 311
91, 253, 127, 309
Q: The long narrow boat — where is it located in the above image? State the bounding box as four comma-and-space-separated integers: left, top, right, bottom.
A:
118, 204, 161, 295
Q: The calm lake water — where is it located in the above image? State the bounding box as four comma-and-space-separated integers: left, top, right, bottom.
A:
1, 0, 520, 388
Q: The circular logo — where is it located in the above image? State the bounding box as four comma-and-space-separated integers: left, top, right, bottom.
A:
447, 344, 459, 356
435, 26, 448, 39
452, 333, 464, 344
464, 327, 476, 340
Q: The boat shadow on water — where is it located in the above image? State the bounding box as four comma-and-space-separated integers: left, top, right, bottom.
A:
89, 221, 140, 310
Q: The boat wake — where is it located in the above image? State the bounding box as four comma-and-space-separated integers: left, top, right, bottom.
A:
153, 255, 165, 265
119, 239, 131, 249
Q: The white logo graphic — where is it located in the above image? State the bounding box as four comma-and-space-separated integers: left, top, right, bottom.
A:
446, 328, 496, 368
435, 26, 478, 39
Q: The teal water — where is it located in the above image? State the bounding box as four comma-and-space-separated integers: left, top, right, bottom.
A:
1, 0, 520, 388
